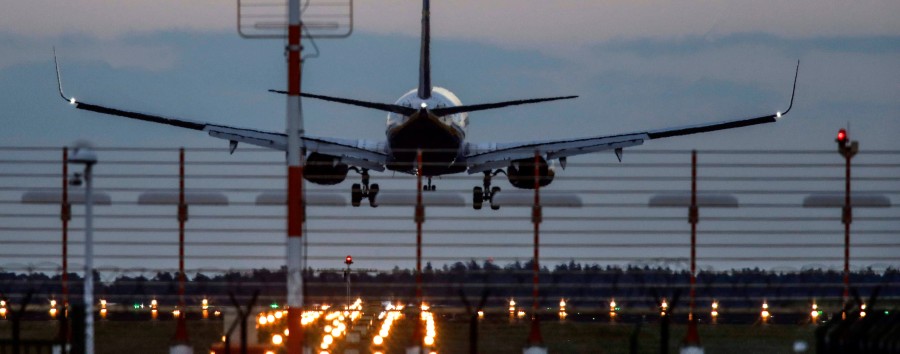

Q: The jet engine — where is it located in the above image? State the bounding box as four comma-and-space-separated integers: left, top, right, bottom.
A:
303, 152, 349, 185
506, 156, 555, 189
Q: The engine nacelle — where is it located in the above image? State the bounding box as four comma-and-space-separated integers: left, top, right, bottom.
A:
506, 157, 555, 189
303, 153, 349, 185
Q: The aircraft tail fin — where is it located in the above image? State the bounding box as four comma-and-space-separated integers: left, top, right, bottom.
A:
417, 0, 431, 99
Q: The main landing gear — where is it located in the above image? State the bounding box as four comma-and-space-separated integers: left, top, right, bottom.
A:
473, 170, 504, 210
350, 168, 379, 207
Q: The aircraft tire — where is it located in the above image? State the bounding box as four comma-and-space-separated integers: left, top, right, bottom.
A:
473, 187, 483, 210
490, 186, 501, 210
351, 183, 362, 207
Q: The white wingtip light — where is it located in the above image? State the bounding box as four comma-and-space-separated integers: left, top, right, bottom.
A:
776, 111, 782, 120
420, 102, 428, 109
69, 97, 76, 105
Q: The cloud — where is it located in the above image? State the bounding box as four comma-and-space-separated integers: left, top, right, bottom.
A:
0, 36, 178, 71
3, 0, 899, 47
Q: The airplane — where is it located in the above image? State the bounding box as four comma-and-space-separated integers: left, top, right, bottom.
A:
55, 0, 798, 210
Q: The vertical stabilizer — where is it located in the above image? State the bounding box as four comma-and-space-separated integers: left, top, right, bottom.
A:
418, 0, 432, 99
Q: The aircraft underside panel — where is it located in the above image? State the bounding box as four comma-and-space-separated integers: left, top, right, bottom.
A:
387, 111, 465, 176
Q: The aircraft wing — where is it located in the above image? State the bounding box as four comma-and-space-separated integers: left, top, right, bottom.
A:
465, 61, 799, 174
62, 100, 388, 170
464, 111, 785, 173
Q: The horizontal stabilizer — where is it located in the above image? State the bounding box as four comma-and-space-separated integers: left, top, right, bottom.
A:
269, 90, 417, 116
431, 95, 577, 116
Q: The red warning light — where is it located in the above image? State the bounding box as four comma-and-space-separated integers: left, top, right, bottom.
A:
837, 129, 847, 144
345, 255, 353, 265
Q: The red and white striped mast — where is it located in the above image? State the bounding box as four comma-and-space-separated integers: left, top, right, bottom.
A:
285, 0, 306, 352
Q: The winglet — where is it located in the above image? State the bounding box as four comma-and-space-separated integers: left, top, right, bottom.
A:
777, 60, 799, 119
53, 47, 76, 105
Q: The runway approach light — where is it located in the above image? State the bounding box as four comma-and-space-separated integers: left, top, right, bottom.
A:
711, 300, 719, 323
811, 303, 820, 323
761, 301, 771, 323
836, 128, 848, 145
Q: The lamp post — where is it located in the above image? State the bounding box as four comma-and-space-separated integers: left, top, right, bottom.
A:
68, 142, 97, 354
649, 150, 739, 354
344, 255, 353, 309
138, 185, 228, 354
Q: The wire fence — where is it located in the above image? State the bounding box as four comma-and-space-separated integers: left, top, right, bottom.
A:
0, 146, 898, 353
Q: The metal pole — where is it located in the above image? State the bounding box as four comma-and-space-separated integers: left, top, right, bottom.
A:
83, 162, 94, 354
62, 148, 69, 307
285, 0, 306, 352
60, 147, 70, 351
526, 150, 544, 347
690, 150, 697, 318
174, 147, 190, 343
411, 149, 424, 353
843, 151, 851, 303
683, 150, 701, 347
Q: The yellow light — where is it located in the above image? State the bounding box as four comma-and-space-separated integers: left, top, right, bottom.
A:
320, 342, 329, 349
811, 310, 819, 318
267, 314, 275, 323
50, 299, 57, 307
264, 351, 274, 354
221, 335, 226, 342
284, 329, 289, 336
373, 335, 384, 345
424, 336, 434, 346
173, 309, 181, 318
331, 328, 341, 337
202, 299, 209, 310
559, 299, 566, 308
50, 308, 58, 318
258, 315, 268, 326
324, 325, 333, 333
711, 310, 718, 317
477, 310, 484, 318
517, 310, 526, 318
100, 309, 107, 319
213, 310, 221, 316
812, 303, 818, 310
99, 299, 106, 308
271, 334, 283, 345
711, 301, 718, 309
379, 328, 389, 337
274, 311, 283, 319
323, 335, 333, 345
151, 299, 158, 308
610, 300, 616, 309
761, 310, 770, 319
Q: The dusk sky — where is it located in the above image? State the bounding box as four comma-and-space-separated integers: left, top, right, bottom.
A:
1, 1, 898, 273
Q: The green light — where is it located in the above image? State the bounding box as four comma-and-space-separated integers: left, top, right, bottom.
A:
270, 302, 279, 309
886, 311, 890, 315
134, 303, 140, 309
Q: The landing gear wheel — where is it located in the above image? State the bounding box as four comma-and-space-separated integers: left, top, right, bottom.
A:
368, 183, 379, 207
490, 186, 501, 210
473, 187, 484, 210
351, 183, 362, 207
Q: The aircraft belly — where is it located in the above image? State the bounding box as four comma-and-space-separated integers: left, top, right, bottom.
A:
387, 111, 465, 175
